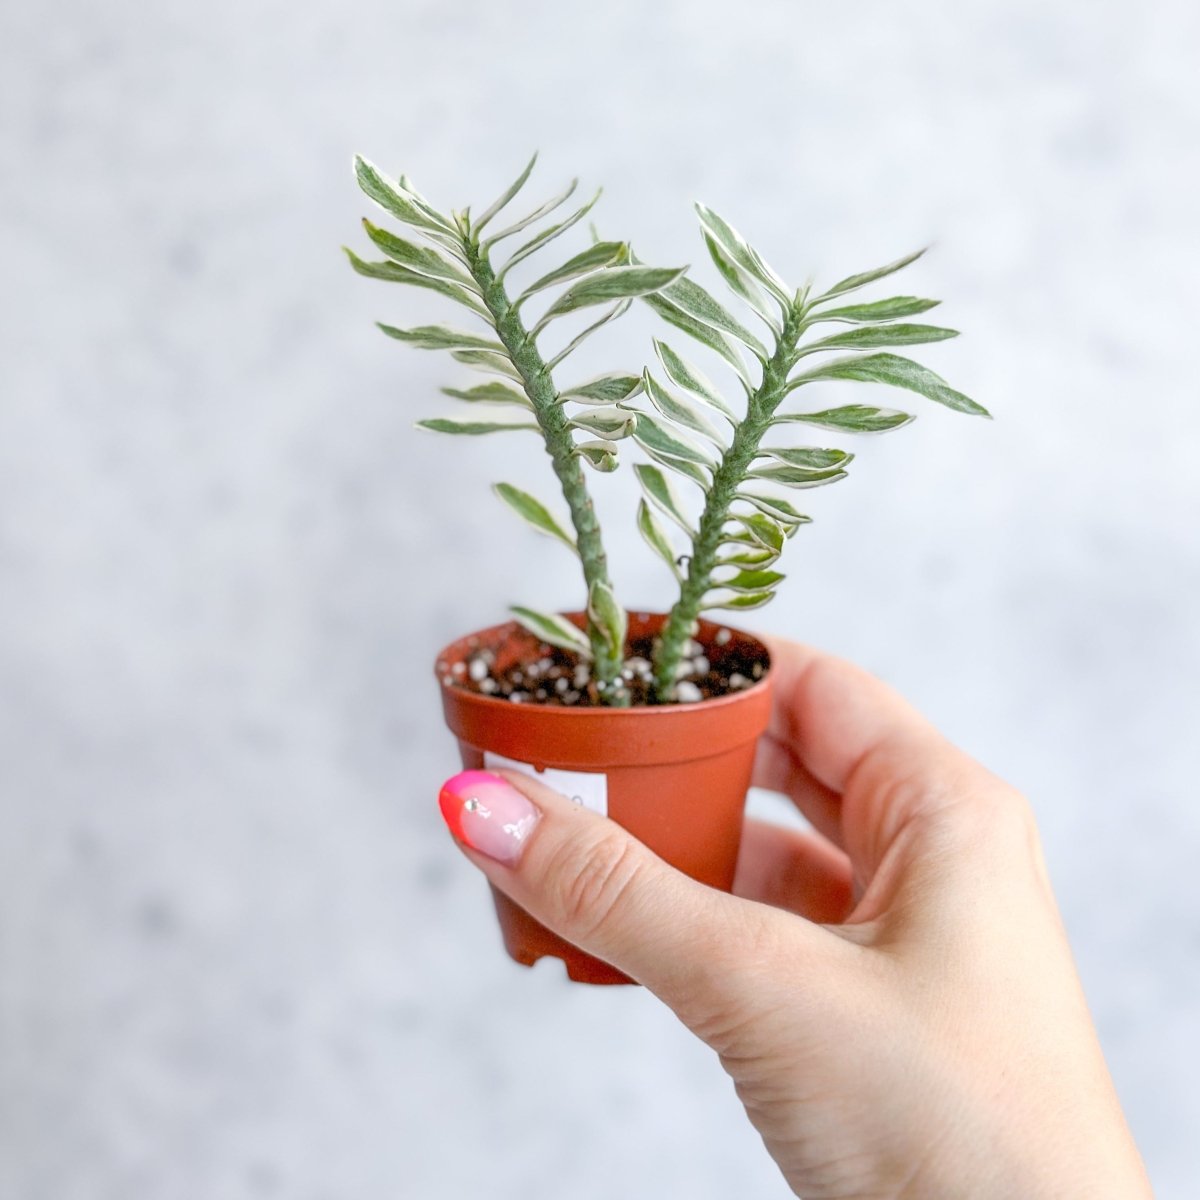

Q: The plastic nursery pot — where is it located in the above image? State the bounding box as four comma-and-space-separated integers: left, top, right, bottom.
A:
435, 610, 773, 985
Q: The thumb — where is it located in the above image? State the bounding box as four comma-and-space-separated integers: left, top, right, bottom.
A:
437, 767, 834, 1024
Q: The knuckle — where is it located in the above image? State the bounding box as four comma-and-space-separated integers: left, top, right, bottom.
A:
546, 827, 648, 945
951, 782, 1037, 840
983, 784, 1037, 831
915, 778, 1042, 872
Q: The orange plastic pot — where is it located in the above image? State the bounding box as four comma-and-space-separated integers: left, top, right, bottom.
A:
435, 611, 773, 984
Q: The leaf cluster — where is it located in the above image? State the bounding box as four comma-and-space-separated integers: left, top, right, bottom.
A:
348, 152, 988, 699
346, 154, 685, 669
625, 212, 988, 633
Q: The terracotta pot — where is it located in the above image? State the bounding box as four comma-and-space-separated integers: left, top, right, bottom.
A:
435, 611, 773, 985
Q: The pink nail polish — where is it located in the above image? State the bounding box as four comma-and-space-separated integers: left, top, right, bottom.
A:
438, 770, 541, 865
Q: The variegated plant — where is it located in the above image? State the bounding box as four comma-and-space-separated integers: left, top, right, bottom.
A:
625, 213, 989, 697
346, 153, 683, 703
348, 154, 987, 705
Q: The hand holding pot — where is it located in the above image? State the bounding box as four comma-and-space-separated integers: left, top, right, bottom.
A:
437, 638, 1152, 1199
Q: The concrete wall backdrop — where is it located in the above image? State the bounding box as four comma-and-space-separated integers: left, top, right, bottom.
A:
2, 1, 1197, 1196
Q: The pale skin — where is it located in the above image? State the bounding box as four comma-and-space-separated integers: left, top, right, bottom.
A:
440, 637, 1153, 1199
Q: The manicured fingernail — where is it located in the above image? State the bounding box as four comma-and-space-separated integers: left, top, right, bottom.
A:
438, 770, 541, 865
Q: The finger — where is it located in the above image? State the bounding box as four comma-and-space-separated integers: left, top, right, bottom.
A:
733, 817, 855, 924
752, 730, 844, 846
436, 767, 839, 1024
760, 635, 942, 793
758, 635, 994, 875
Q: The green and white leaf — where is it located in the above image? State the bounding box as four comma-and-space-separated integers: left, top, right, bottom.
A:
799, 324, 959, 355
641, 370, 724, 447
632, 412, 717, 468
498, 191, 603, 279
725, 511, 786, 552
658, 276, 768, 360
807, 296, 941, 325
641, 290, 753, 388
790, 352, 989, 416
701, 590, 776, 612
634, 463, 696, 535
493, 483, 577, 551
637, 499, 683, 580
533, 266, 687, 331
449, 348, 523, 381
390, 172, 459, 243
587, 580, 627, 662
344, 249, 421, 283
772, 405, 915, 433
711, 568, 785, 593
815, 248, 926, 302
574, 440, 620, 471
416, 418, 538, 435
544, 300, 632, 371
484, 178, 579, 246
748, 464, 849, 488
442, 382, 533, 409
637, 444, 711, 488
353, 156, 455, 236
569, 407, 637, 439
653, 340, 738, 422
718, 545, 780, 568
703, 232, 783, 333
515, 241, 627, 306
694, 203, 791, 306
473, 153, 538, 234
754, 447, 853, 470
558, 373, 643, 405
510, 606, 592, 659
361, 221, 475, 286
343, 249, 490, 318
737, 490, 813, 529
377, 324, 504, 352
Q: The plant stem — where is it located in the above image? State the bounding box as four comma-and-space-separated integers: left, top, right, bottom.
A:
462, 239, 628, 704
652, 303, 806, 699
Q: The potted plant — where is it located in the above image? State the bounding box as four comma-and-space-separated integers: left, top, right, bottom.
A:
347, 154, 988, 982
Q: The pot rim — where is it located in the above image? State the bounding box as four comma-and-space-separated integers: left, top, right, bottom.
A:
433, 610, 772, 716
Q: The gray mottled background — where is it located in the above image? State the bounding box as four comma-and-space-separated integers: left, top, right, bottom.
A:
2, 0, 1198, 1196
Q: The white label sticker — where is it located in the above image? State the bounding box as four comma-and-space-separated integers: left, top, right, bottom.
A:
483, 751, 608, 817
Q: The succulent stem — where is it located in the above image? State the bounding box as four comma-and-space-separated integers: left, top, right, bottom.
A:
652, 303, 807, 699
463, 239, 629, 704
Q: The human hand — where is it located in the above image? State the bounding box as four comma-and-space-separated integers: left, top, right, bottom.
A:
436, 637, 1152, 1199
